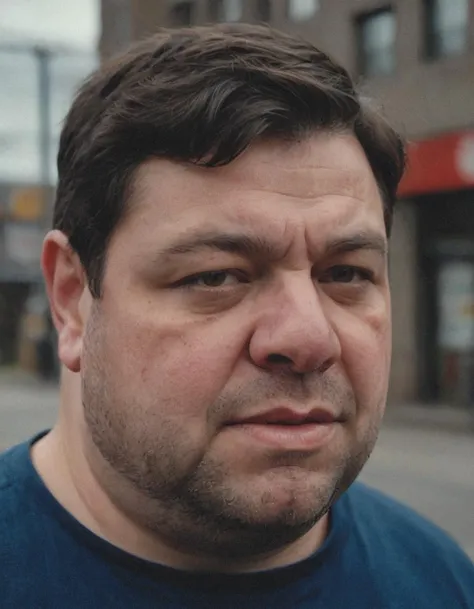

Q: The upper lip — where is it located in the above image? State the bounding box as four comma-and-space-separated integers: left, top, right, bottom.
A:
228, 407, 339, 426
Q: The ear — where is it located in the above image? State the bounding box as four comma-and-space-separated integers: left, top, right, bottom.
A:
41, 230, 89, 373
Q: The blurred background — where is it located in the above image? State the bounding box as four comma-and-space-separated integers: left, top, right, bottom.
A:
0, 0, 473, 558
0, 0, 98, 377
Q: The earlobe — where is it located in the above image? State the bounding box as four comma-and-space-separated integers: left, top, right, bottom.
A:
41, 230, 88, 373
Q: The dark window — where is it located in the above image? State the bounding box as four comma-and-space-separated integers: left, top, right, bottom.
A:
424, 0, 469, 59
170, 1, 194, 26
356, 8, 396, 77
255, 0, 271, 22
209, 0, 243, 22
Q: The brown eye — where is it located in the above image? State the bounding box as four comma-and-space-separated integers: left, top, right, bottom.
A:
198, 271, 233, 287
177, 269, 248, 289
320, 266, 373, 284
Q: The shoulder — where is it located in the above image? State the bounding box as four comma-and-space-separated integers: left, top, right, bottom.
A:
339, 482, 474, 599
344, 481, 465, 545
0, 440, 36, 531
0, 441, 29, 497
0, 437, 50, 559
344, 481, 470, 554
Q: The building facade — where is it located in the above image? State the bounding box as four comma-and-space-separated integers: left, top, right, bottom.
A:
101, 0, 474, 406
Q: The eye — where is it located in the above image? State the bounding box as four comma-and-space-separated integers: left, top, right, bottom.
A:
320, 265, 374, 284
177, 270, 248, 289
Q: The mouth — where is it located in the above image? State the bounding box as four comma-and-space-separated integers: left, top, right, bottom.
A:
229, 407, 338, 426
225, 407, 341, 451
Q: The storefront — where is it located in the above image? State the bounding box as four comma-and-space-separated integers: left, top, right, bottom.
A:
399, 130, 474, 405
0, 183, 49, 368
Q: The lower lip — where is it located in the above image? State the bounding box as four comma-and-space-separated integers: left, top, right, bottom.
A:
227, 422, 338, 451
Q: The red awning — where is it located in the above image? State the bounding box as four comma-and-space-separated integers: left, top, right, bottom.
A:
397, 130, 474, 197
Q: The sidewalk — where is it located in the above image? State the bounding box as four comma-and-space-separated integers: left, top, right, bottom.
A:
0, 366, 56, 389
384, 402, 474, 436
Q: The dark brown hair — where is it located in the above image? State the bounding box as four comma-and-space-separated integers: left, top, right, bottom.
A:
54, 23, 406, 297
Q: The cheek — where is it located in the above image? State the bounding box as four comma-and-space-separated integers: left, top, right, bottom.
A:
336, 305, 391, 406
101, 307, 247, 421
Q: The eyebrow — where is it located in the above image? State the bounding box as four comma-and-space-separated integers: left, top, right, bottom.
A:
325, 232, 388, 259
156, 229, 387, 262
158, 232, 280, 260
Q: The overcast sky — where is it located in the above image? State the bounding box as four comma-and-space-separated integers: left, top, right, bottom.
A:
0, 0, 100, 183
0, 0, 99, 50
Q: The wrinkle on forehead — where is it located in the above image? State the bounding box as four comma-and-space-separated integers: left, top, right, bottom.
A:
220, 133, 379, 201
230, 168, 373, 202
131, 133, 381, 219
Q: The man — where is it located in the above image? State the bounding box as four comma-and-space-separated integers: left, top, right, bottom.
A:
1, 24, 473, 608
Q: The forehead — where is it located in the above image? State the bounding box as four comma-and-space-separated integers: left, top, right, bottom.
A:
213, 134, 377, 202
122, 133, 384, 246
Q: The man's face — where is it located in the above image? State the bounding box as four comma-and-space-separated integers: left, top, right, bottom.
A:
80, 133, 391, 557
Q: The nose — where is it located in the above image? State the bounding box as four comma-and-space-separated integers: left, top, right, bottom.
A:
248, 277, 341, 375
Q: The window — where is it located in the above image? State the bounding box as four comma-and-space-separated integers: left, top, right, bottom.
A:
209, 0, 243, 22
356, 8, 396, 77
255, 0, 271, 22
287, 0, 319, 22
170, 1, 194, 26
424, 0, 469, 59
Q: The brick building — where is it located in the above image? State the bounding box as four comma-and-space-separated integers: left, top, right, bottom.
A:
100, 0, 474, 406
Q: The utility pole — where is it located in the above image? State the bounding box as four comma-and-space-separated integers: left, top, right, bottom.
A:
35, 46, 52, 207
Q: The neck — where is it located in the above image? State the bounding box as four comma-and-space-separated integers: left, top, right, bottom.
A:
31, 383, 329, 572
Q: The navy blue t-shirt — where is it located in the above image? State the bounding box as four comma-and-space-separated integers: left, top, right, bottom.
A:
1, 433, 474, 608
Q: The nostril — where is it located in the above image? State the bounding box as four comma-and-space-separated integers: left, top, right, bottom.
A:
266, 352, 335, 374
267, 353, 293, 366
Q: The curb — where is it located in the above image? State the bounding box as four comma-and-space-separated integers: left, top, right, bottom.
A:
0, 368, 58, 390
384, 404, 474, 436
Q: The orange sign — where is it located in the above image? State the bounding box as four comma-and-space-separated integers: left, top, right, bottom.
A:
398, 131, 474, 197
9, 187, 45, 220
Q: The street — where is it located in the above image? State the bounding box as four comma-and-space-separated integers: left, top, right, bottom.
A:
1, 380, 473, 560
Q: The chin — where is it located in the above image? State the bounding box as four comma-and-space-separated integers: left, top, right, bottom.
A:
233, 471, 335, 526
198, 502, 324, 561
